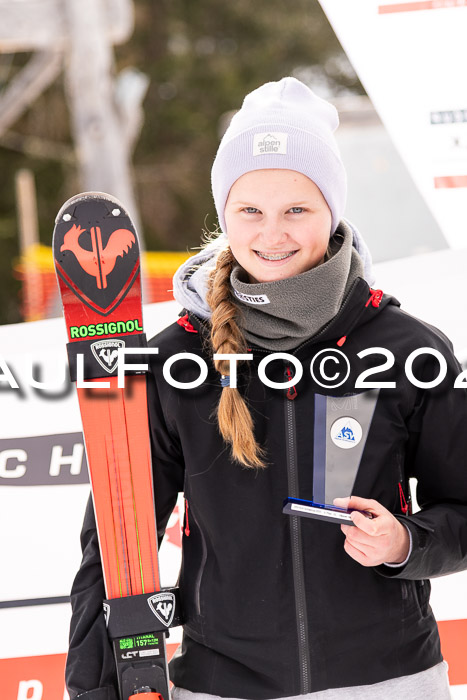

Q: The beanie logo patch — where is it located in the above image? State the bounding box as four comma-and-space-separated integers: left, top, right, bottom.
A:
253, 132, 288, 156
234, 289, 270, 305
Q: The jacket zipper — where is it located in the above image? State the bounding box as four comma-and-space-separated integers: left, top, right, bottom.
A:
184, 498, 191, 536
284, 367, 311, 693
398, 482, 409, 515
396, 451, 411, 516
185, 499, 207, 616
286, 365, 298, 400
395, 455, 413, 608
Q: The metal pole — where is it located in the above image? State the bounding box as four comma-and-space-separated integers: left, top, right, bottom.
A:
15, 169, 42, 321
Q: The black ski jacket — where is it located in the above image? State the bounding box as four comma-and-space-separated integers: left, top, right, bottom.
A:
66, 278, 467, 699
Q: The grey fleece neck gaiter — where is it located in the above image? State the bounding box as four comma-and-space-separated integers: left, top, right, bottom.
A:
230, 225, 364, 351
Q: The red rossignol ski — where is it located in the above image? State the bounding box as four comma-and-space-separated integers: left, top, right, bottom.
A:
53, 192, 181, 700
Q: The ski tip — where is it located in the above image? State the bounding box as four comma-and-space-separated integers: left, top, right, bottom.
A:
52, 191, 141, 315
54, 191, 131, 226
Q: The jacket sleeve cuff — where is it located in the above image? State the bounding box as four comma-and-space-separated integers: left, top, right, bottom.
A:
374, 515, 432, 579
75, 688, 119, 700
383, 524, 413, 568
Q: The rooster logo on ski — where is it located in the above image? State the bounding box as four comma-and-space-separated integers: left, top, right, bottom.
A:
53, 198, 140, 315
60, 224, 135, 290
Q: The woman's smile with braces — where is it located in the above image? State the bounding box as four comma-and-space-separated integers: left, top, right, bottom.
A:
254, 250, 297, 260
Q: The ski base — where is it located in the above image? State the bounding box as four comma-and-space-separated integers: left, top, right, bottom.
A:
114, 633, 170, 700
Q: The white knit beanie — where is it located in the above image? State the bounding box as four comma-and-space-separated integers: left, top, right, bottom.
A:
211, 77, 347, 234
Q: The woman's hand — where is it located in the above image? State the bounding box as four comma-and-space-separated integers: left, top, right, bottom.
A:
333, 496, 410, 567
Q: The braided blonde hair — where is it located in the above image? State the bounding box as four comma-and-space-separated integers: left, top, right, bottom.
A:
206, 246, 266, 468
204, 229, 339, 467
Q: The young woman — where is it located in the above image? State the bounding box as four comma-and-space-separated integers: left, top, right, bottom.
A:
67, 78, 467, 700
